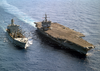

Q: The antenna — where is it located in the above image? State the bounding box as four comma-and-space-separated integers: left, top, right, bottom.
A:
11, 19, 14, 25
42, 14, 50, 22
45, 14, 47, 21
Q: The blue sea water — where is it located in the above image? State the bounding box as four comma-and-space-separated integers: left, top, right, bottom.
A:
0, 0, 100, 71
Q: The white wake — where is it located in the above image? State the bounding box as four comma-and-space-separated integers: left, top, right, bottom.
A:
0, 0, 36, 27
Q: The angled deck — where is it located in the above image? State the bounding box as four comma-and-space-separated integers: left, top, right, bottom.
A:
36, 22, 94, 48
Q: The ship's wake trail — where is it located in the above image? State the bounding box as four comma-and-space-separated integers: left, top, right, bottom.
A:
0, 21, 6, 32
0, 25, 6, 32
0, 0, 36, 28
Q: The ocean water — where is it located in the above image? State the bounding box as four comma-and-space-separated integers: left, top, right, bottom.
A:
0, 0, 100, 71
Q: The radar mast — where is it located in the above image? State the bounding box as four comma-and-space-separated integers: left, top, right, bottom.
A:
42, 14, 51, 31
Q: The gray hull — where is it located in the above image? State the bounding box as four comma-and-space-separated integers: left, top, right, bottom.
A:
37, 28, 89, 54
6, 32, 26, 48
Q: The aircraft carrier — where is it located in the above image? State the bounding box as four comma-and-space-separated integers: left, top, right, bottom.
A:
34, 14, 95, 54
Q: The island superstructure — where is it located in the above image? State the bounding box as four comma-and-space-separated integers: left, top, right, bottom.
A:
6, 19, 28, 48
35, 14, 95, 54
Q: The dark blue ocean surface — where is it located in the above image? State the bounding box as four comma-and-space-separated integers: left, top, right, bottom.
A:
0, 0, 100, 71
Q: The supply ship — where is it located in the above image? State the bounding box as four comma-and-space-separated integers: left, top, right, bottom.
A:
6, 19, 28, 48
35, 14, 95, 54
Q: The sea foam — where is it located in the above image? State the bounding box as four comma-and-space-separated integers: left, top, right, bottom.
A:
0, 0, 36, 28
